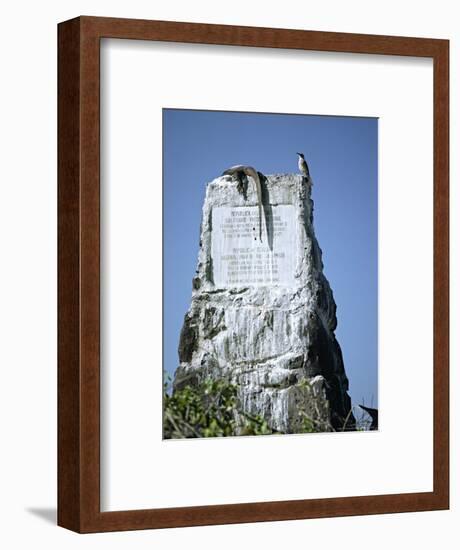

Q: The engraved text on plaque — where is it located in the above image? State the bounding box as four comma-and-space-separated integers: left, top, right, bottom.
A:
211, 205, 297, 287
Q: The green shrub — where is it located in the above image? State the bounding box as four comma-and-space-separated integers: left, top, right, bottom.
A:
163, 376, 332, 438
163, 377, 274, 438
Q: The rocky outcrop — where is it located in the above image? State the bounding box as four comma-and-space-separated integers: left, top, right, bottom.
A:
173, 173, 354, 432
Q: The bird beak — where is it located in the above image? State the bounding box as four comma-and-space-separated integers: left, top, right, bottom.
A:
296, 152, 301, 156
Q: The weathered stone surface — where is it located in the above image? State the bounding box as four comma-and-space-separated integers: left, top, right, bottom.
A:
174, 173, 354, 432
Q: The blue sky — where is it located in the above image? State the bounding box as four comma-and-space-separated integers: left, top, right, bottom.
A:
163, 109, 378, 408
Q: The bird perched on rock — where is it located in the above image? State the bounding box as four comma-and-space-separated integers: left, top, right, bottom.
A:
296, 152, 311, 181
222, 164, 264, 242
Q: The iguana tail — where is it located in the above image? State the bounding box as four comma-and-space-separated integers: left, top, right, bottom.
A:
222, 164, 264, 242
244, 167, 263, 242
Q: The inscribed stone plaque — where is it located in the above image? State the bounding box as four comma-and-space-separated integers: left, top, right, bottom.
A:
211, 205, 297, 287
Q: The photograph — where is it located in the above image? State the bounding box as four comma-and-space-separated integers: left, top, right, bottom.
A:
0, 1, 451, 543
162, 108, 378, 438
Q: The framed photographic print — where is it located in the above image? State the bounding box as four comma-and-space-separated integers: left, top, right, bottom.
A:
58, 16, 449, 532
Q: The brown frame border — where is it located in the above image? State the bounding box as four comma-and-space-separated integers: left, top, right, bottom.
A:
58, 16, 449, 533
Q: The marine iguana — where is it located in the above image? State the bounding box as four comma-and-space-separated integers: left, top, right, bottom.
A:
358, 404, 378, 430
296, 152, 312, 184
222, 164, 264, 242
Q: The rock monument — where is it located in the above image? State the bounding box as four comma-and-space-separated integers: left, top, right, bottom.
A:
173, 172, 355, 433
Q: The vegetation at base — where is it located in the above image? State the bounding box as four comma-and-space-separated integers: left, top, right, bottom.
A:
163, 377, 272, 439
163, 376, 348, 439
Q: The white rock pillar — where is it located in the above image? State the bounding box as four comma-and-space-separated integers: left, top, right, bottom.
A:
174, 173, 354, 433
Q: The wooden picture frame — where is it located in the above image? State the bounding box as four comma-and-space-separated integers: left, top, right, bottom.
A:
58, 16, 449, 533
